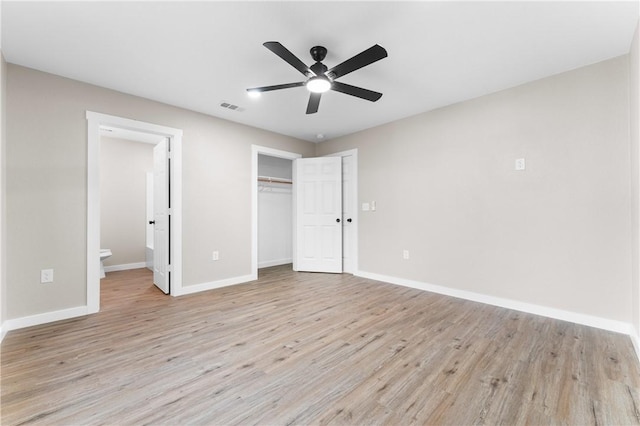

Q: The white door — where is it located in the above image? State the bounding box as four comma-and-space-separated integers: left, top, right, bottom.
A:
293, 157, 343, 273
153, 138, 170, 293
145, 172, 154, 270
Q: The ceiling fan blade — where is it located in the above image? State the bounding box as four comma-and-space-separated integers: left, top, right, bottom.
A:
247, 82, 305, 93
327, 44, 387, 79
331, 81, 383, 102
263, 41, 312, 77
306, 92, 321, 114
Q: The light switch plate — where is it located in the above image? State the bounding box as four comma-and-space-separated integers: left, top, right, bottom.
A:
362, 202, 370, 211
515, 158, 526, 171
41, 269, 54, 283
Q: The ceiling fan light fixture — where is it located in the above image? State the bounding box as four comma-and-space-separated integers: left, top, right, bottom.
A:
249, 42, 387, 113
306, 76, 331, 93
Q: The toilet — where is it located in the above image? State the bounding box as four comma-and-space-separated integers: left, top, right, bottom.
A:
100, 249, 112, 279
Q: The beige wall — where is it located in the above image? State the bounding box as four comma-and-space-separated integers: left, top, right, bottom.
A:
317, 56, 632, 323
6, 64, 315, 319
3, 52, 637, 330
1, 51, 6, 327
630, 20, 640, 341
100, 137, 153, 267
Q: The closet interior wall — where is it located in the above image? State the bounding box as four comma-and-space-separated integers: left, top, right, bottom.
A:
258, 155, 293, 268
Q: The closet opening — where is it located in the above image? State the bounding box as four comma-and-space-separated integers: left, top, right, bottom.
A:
257, 154, 293, 270
250, 145, 301, 279
250, 145, 359, 279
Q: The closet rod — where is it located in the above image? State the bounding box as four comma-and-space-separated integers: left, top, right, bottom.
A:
257, 176, 293, 185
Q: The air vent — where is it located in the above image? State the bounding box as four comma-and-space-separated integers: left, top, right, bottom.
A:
220, 101, 245, 112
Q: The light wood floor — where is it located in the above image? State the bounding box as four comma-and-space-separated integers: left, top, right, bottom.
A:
2, 266, 639, 425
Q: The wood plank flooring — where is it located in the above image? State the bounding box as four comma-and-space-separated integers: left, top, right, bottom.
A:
2, 265, 639, 425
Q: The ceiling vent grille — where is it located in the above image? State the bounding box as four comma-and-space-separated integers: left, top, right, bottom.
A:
220, 101, 245, 112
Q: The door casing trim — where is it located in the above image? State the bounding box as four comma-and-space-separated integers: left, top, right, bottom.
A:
86, 111, 183, 312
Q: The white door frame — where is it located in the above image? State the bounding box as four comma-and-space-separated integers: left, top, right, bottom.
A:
325, 149, 359, 274
86, 111, 183, 313
251, 145, 301, 278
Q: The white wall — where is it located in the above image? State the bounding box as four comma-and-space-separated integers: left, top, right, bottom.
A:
258, 155, 293, 180
629, 19, 640, 355
317, 56, 632, 327
5, 64, 315, 320
0, 50, 7, 337
100, 136, 153, 267
258, 155, 292, 268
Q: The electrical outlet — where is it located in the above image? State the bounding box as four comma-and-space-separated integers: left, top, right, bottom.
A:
371, 201, 377, 211
41, 269, 54, 283
515, 158, 526, 171
212, 251, 219, 261
403, 250, 409, 260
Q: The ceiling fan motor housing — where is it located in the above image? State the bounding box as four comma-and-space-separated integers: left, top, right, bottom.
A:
310, 62, 329, 77
310, 45, 327, 62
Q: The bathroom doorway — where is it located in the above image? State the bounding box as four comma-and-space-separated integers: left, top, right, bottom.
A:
86, 112, 183, 314
99, 129, 168, 292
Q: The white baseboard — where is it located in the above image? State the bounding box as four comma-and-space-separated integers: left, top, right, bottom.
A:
1, 272, 260, 336
104, 262, 147, 273
258, 258, 292, 269
355, 270, 633, 336
176, 274, 256, 296
2, 305, 89, 334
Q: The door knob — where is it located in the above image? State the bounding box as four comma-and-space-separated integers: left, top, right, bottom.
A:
149, 220, 155, 225
336, 218, 341, 223
347, 218, 352, 223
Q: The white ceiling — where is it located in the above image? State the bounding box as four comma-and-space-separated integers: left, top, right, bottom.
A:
2, 1, 638, 142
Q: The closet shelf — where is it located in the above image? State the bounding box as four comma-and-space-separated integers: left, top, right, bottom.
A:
258, 176, 292, 185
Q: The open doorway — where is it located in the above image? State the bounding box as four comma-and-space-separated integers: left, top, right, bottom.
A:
86, 112, 183, 313
251, 145, 358, 278
99, 128, 166, 290
257, 154, 294, 269
251, 146, 301, 278
99, 129, 157, 273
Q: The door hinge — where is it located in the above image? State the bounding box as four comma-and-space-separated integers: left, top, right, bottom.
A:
167, 208, 172, 215
167, 265, 172, 272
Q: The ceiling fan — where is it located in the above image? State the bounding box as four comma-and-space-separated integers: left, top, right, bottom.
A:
246, 41, 388, 114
